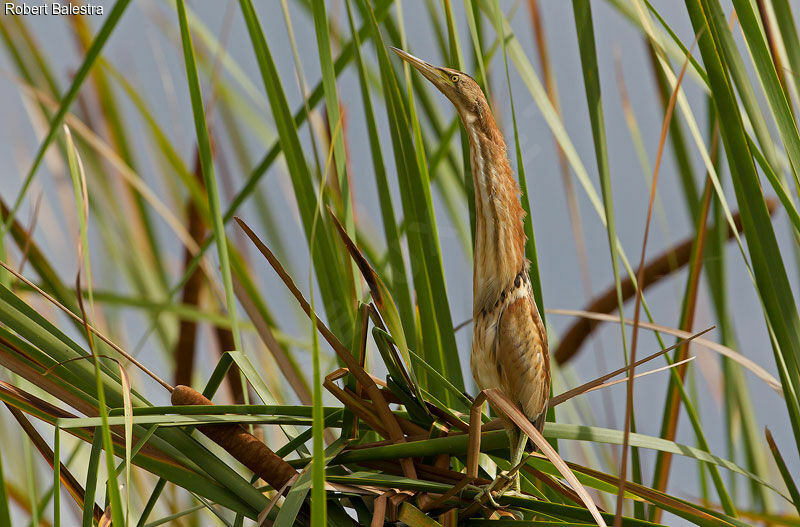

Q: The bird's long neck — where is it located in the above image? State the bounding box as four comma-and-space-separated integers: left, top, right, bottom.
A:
462, 109, 527, 314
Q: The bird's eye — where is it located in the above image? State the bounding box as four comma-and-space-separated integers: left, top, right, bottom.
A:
450, 74, 459, 83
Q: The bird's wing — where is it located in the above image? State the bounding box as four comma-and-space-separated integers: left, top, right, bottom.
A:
496, 294, 550, 428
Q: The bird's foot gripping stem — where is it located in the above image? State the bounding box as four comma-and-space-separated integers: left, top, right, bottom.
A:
473, 471, 515, 509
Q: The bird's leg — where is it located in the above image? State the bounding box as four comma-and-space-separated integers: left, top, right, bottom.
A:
503, 429, 529, 494
472, 472, 511, 509
473, 429, 528, 508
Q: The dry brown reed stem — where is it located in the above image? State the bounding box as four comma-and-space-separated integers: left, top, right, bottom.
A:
235, 216, 417, 479
357, 395, 426, 437
371, 492, 388, 527
170, 385, 297, 490
324, 370, 390, 438
417, 401, 469, 433
417, 476, 472, 512
324, 367, 426, 437
466, 395, 484, 481
554, 197, 778, 365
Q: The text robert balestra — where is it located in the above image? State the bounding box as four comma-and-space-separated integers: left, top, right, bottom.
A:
5, 2, 104, 15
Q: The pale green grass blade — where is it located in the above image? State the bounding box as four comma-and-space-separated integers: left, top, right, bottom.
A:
142, 504, 208, 527
0, 198, 80, 320
461, 0, 485, 91
58, 414, 315, 428
218, 351, 312, 454
64, 125, 94, 317
274, 440, 346, 526
180, 2, 266, 110
273, 467, 311, 525
637, 0, 706, 85
22, 434, 38, 527
441, 0, 466, 70
64, 124, 125, 526
100, 61, 207, 211
458, 1, 480, 245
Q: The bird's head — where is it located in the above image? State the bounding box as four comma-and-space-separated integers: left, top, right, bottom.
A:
391, 47, 487, 125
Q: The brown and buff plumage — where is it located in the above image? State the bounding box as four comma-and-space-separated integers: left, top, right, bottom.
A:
392, 48, 550, 488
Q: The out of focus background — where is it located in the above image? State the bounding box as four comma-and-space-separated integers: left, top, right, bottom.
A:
0, 1, 798, 525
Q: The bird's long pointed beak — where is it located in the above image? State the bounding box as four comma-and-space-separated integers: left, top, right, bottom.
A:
390, 47, 446, 86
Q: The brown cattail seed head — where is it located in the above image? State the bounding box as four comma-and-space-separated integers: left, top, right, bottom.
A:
171, 385, 297, 490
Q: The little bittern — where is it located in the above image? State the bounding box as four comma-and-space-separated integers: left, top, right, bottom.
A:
392, 48, 550, 494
